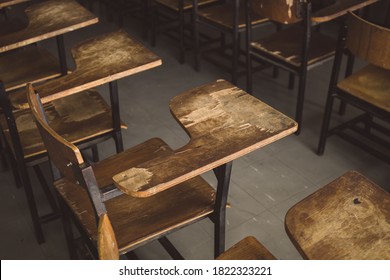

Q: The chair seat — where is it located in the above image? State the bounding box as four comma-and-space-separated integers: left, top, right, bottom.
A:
0, 46, 61, 91
54, 138, 216, 254
285, 170, 390, 260
251, 26, 336, 68
198, 2, 268, 30
217, 236, 276, 260
337, 64, 390, 113
0, 89, 126, 160
156, 0, 219, 11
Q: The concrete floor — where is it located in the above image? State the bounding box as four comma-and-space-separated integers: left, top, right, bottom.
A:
0, 1, 389, 260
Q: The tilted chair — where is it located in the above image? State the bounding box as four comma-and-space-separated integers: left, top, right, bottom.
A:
317, 12, 389, 163
27, 83, 228, 259
193, 0, 268, 85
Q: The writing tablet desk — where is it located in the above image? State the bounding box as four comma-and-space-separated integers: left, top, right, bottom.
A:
285, 170, 390, 259
0, 0, 98, 91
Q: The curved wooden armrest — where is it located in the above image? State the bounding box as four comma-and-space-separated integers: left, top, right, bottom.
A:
113, 80, 297, 197
285, 170, 390, 260
0, 0, 29, 9
10, 30, 162, 109
311, 0, 379, 23
0, 0, 98, 53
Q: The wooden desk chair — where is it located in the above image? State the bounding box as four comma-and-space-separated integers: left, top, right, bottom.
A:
285, 170, 390, 259
317, 12, 389, 163
0, 0, 98, 92
193, 0, 268, 85
28, 79, 292, 259
246, 0, 378, 135
150, 0, 219, 64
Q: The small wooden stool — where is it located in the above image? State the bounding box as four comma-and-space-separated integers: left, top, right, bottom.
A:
285, 170, 390, 259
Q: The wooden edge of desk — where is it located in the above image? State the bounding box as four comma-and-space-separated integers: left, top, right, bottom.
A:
0, 0, 29, 9
112, 125, 297, 198
311, 0, 379, 23
0, 17, 99, 53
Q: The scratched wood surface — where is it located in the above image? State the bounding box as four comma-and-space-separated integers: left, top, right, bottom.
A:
1, 89, 126, 159
98, 214, 119, 260
285, 170, 390, 260
311, 0, 379, 23
0, 0, 98, 53
338, 64, 390, 112
345, 12, 390, 70
0, 0, 29, 9
113, 80, 297, 197
250, 25, 336, 67
54, 138, 216, 254
0, 46, 61, 91
156, 0, 218, 11
217, 236, 276, 260
10, 30, 162, 109
199, 1, 268, 29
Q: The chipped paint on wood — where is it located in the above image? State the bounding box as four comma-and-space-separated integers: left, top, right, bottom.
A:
113, 168, 153, 195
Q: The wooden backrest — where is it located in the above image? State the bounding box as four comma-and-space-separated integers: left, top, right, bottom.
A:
98, 214, 119, 260
250, 0, 306, 24
26, 84, 85, 184
346, 12, 390, 70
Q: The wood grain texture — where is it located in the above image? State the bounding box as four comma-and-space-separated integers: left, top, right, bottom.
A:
54, 138, 216, 254
217, 236, 276, 260
10, 30, 162, 109
199, 1, 268, 29
250, 0, 302, 24
1, 88, 126, 160
311, 0, 379, 23
113, 80, 297, 197
250, 25, 336, 67
98, 214, 119, 260
337, 64, 390, 112
0, 0, 29, 9
156, 0, 219, 11
0, 46, 61, 91
285, 170, 390, 260
0, 0, 98, 53
345, 12, 390, 70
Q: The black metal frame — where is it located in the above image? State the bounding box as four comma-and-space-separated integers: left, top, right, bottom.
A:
317, 20, 390, 164
246, 0, 312, 135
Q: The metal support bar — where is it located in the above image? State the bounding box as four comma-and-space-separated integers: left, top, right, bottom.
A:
56, 35, 68, 76
109, 81, 124, 153
158, 237, 185, 260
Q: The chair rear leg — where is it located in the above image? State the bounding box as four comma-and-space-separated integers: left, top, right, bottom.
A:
295, 72, 307, 135
317, 94, 336, 155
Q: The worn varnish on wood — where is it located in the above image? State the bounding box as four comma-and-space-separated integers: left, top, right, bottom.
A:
0, 0, 98, 53
0, 0, 29, 9
113, 80, 297, 197
285, 170, 390, 260
217, 236, 276, 260
10, 30, 162, 109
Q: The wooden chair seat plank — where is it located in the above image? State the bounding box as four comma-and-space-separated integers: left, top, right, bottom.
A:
337, 65, 390, 113
0, 0, 29, 9
0, 89, 126, 159
0, 0, 98, 53
217, 236, 276, 260
156, 0, 218, 12
54, 138, 216, 254
10, 30, 162, 109
312, 0, 379, 23
0, 46, 61, 91
285, 170, 390, 260
198, 2, 268, 30
113, 80, 297, 197
250, 26, 336, 68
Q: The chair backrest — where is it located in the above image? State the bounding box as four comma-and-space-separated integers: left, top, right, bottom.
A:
250, 0, 307, 24
98, 213, 119, 260
26, 83, 85, 184
345, 12, 390, 70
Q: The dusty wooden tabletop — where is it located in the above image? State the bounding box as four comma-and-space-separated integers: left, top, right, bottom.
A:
0, 0, 29, 9
10, 30, 162, 109
113, 80, 298, 197
0, 0, 98, 53
311, 0, 379, 23
285, 170, 390, 259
